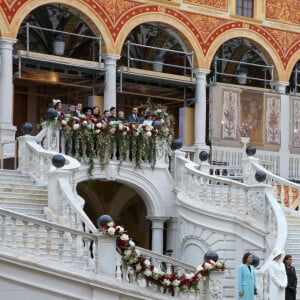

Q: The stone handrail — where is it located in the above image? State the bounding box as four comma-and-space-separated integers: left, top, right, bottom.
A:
47, 173, 97, 233
17, 134, 80, 185
251, 160, 300, 211
0, 206, 224, 299
0, 207, 97, 272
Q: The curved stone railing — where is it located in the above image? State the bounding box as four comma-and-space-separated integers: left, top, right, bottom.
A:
175, 151, 288, 299
251, 160, 300, 211
0, 207, 224, 299
0, 208, 97, 272
17, 132, 96, 234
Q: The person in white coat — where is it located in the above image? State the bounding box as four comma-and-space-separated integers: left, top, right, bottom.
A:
268, 248, 287, 300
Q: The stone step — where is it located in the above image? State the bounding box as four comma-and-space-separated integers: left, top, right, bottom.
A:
0, 186, 47, 193
0, 181, 47, 189
0, 190, 47, 198
0, 199, 48, 206
0, 193, 48, 201
0, 177, 37, 185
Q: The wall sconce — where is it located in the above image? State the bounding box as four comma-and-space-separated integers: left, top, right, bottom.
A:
53, 33, 65, 56
152, 51, 164, 72
236, 64, 248, 85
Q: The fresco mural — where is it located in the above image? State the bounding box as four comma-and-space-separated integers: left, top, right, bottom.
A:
240, 90, 264, 145
265, 95, 280, 144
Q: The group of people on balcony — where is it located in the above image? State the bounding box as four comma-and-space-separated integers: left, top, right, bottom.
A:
238, 250, 297, 300
53, 99, 157, 126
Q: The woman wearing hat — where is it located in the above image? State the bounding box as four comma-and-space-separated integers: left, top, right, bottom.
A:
143, 111, 154, 125
237, 252, 257, 300
268, 248, 287, 300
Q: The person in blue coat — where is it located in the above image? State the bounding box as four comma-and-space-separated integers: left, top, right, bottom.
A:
237, 252, 257, 300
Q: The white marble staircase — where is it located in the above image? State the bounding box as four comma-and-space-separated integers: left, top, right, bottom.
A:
0, 170, 47, 219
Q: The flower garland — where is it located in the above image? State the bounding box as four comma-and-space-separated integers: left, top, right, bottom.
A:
102, 221, 225, 293
53, 114, 164, 174
238, 122, 253, 137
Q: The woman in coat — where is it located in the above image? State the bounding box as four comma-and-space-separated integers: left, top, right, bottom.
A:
284, 254, 297, 300
237, 252, 257, 300
268, 249, 287, 300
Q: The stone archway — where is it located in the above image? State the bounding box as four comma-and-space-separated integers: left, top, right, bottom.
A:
77, 180, 150, 249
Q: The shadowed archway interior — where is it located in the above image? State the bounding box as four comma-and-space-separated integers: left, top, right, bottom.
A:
77, 180, 150, 249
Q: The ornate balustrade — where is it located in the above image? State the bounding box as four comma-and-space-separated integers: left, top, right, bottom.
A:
0, 208, 97, 272
250, 160, 300, 211
0, 206, 224, 299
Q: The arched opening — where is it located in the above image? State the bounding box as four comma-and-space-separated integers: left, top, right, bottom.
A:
13, 4, 105, 136
116, 21, 196, 140
77, 180, 151, 249
208, 37, 279, 150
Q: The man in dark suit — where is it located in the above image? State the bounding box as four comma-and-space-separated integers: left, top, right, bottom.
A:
127, 107, 143, 123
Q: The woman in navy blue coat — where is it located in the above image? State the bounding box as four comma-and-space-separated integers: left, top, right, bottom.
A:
237, 252, 257, 300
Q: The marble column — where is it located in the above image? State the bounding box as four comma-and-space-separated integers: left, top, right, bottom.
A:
0, 38, 17, 157
275, 81, 289, 178
103, 55, 119, 111
193, 69, 210, 163
147, 216, 169, 254
165, 217, 178, 255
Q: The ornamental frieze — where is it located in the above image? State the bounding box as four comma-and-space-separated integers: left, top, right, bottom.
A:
183, 0, 227, 11
250, 25, 300, 68
266, 0, 300, 25
84, 0, 139, 25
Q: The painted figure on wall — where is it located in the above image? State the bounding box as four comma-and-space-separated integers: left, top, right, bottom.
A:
240, 90, 264, 145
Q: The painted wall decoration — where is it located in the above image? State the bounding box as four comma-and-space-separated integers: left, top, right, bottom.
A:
222, 90, 238, 140
265, 96, 280, 144
183, 0, 227, 10
266, 0, 300, 25
240, 90, 264, 145
293, 98, 300, 147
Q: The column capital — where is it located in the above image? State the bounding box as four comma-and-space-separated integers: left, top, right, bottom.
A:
103, 54, 120, 64
146, 216, 169, 228
274, 81, 289, 94
193, 68, 210, 78
0, 38, 17, 49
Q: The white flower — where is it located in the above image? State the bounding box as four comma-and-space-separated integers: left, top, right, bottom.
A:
134, 249, 140, 256
160, 119, 165, 124
124, 126, 130, 131
145, 131, 152, 137
61, 120, 67, 125
73, 123, 80, 130
95, 129, 100, 134
145, 125, 153, 131
134, 132, 139, 137
116, 226, 124, 234
87, 123, 94, 129
204, 262, 213, 270
107, 227, 115, 236
143, 259, 150, 267
82, 120, 88, 126
185, 273, 194, 280
215, 261, 223, 268
119, 124, 124, 130
197, 273, 202, 279
96, 122, 102, 128
129, 240, 135, 247
123, 131, 127, 136
172, 279, 180, 287
135, 263, 142, 272
143, 269, 152, 277
123, 249, 132, 257
107, 221, 114, 227
110, 128, 116, 134
120, 234, 129, 241
162, 279, 171, 286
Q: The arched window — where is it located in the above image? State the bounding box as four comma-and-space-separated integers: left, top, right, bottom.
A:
236, 0, 253, 18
